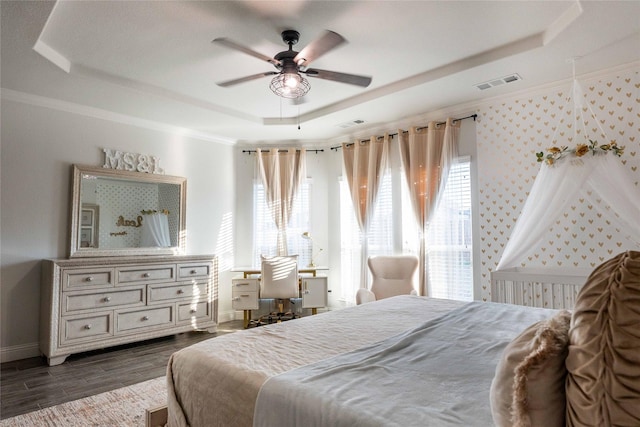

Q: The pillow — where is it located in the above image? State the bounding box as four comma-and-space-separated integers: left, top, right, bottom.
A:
490, 309, 571, 427
565, 250, 640, 426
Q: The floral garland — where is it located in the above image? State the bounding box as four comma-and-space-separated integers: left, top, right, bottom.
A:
536, 139, 625, 165
141, 209, 170, 215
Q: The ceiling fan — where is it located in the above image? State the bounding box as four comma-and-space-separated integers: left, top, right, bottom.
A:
212, 30, 372, 99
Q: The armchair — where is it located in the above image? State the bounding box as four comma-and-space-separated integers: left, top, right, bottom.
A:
356, 255, 419, 305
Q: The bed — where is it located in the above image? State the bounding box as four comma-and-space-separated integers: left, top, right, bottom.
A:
166, 295, 560, 427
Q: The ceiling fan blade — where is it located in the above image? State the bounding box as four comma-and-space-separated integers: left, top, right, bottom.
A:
294, 30, 346, 67
217, 71, 278, 87
212, 37, 281, 67
303, 68, 372, 87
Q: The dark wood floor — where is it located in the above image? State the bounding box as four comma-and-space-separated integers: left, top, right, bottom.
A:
0, 320, 244, 420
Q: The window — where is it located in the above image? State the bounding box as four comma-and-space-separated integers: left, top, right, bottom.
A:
425, 158, 473, 301
339, 177, 361, 302
252, 180, 311, 268
401, 158, 473, 301
339, 157, 473, 304
339, 173, 393, 301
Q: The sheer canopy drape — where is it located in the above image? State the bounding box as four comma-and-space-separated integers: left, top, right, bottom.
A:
398, 119, 459, 295
140, 212, 171, 247
342, 135, 390, 289
496, 153, 640, 270
257, 148, 306, 256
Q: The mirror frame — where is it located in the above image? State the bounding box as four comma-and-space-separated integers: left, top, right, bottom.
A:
69, 164, 187, 258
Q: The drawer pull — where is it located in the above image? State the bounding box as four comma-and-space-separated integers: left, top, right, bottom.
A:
102, 296, 111, 302
143, 273, 150, 278
142, 316, 150, 321
177, 289, 185, 294
235, 283, 249, 287
85, 276, 94, 282
190, 309, 197, 314
190, 269, 197, 274
84, 324, 92, 330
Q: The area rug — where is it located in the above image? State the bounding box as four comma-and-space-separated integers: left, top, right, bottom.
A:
0, 376, 166, 426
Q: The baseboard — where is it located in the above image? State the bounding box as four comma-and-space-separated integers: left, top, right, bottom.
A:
1, 342, 41, 363
218, 309, 238, 323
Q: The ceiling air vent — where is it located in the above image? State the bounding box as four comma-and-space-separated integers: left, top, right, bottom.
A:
337, 119, 366, 129
475, 73, 522, 91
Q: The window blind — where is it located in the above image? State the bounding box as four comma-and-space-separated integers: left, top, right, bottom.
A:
426, 158, 473, 301
253, 180, 311, 268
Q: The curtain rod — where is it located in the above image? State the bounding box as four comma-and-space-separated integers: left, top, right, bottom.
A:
241, 148, 325, 155
329, 113, 477, 151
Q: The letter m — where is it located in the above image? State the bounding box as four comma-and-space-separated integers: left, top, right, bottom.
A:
103, 149, 123, 170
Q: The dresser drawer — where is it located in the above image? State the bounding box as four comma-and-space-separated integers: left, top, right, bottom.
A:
116, 265, 175, 284
232, 277, 259, 292
61, 312, 112, 345
177, 263, 211, 280
63, 268, 115, 290
177, 301, 211, 323
148, 281, 208, 303
116, 306, 174, 332
232, 290, 259, 310
62, 287, 145, 315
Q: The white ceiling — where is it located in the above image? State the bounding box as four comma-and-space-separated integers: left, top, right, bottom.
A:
1, 1, 639, 146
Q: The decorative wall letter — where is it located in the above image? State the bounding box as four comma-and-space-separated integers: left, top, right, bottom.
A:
102, 148, 164, 174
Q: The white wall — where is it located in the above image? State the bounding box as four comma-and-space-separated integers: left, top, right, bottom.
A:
1, 98, 235, 361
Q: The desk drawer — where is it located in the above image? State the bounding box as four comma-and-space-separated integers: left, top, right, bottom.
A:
116, 265, 175, 284
232, 290, 258, 310
232, 277, 259, 292
148, 281, 208, 303
178, 263, 211, 280
63, 268, 114, 290
116, 306, 174, 332
62, 312, 112, 344
63, 287, 145, 314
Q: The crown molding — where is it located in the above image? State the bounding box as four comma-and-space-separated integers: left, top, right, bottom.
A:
1, 88, 236, 146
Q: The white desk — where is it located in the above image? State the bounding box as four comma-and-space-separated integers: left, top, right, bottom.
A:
231, 267, 328, 328
231, 266, 328, 278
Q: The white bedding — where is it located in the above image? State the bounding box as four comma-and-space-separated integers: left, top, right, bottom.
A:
166, 296, 465, 427
253, 301, 558, 427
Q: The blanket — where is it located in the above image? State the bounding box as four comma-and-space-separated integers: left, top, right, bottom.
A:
253, 302, 558, 427
167, 296, 465, 427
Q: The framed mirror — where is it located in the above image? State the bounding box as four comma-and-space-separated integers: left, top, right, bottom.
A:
69, 164, 186, 258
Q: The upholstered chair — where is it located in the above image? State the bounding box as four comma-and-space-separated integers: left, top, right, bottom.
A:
257, 255, 299, 323
356, 255, 419, 305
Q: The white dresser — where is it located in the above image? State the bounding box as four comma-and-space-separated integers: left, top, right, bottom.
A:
40, 255, 218, 365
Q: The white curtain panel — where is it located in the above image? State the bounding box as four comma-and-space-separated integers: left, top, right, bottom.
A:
497, 154, 640, 270
398, 119, 459, 295
140, 213, 171, 247
342, 135, 390, 289
257, 148, 306, 256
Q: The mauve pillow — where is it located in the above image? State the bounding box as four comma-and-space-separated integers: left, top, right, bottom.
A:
566, 250, 640, 426
490, 309, 571, 427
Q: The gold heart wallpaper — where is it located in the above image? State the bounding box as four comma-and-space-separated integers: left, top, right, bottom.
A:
476, 64, 639, 302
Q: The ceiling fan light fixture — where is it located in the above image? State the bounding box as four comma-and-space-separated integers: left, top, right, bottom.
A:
270, 72, 310, 99
284, 73, 301, 88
